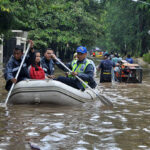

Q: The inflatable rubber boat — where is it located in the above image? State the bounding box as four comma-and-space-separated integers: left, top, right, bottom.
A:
8, 79, 101, 105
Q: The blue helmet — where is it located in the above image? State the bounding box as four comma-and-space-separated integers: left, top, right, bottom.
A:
76, 46, 87, 54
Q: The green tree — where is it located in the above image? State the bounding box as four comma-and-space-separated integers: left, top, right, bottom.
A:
3, 0, 101, 53
0, 0, 12, 36
98, 0, 150, 57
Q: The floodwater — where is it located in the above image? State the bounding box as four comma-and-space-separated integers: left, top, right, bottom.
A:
0, 66, 150, 150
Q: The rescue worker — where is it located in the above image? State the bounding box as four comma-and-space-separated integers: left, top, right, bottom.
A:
4, 43, 34, 91
40, 48, 63, 79
97, 53, 115, 83
56, 46, 97, 91
72, 52, 96, 77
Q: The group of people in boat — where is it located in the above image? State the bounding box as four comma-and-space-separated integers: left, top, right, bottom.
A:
4, 41, 97, 91
4, 40, 136, 91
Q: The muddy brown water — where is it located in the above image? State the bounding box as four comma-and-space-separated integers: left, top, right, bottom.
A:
0, 67, 150, 150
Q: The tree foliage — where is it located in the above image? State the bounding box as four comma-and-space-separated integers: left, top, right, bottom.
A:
98, 0, 150, 56
2, 0, 101, 52
1, 0, 150, 58
0, 0, 12, 36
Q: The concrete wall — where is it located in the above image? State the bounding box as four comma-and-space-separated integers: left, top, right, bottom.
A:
0, 38, 3, 64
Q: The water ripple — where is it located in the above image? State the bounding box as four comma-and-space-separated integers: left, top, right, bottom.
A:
41, 132, 69, 142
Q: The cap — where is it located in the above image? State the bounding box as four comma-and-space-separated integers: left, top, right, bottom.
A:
76, 46, 87, 54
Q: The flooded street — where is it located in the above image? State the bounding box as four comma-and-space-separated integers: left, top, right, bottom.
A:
0, 67, 150, 150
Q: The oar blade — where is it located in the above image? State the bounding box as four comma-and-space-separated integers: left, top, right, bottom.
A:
98, 94, 113, 106
0, 103, 6, 108
93, 88, 113, 106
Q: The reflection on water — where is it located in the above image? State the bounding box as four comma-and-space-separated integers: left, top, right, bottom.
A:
0, 68, 150, 150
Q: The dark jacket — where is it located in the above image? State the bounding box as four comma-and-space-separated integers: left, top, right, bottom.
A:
98, 59, 115, 82
4, 51, 34, 91
40, 57, 63, 76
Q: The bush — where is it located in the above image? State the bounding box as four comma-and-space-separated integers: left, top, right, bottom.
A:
143, 53, 150, 64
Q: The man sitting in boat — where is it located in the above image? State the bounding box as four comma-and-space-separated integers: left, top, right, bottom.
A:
56, 46, 97, 91
4, 44, 34, 91
29, 51, 45, 80
41, 48, 63, 79
97, 53, 115, 83
73, 52, 96, 77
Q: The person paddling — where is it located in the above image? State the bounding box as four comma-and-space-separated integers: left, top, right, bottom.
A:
4, 42, 34, 91
56, 46, 97, 91
41, 48, 63, 79
72, 52, 96, 77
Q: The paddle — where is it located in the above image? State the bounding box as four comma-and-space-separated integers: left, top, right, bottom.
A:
3, 43, 31, 106
55, 57, 113, 106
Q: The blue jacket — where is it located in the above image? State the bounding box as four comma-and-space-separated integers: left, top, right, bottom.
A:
4, 57, 30, 82
99, 59, 115, 73
40, 57, 64, 76
125, 58, 133, 64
